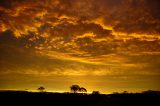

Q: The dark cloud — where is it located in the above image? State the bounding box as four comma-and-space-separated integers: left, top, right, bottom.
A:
0, 30, 110, 76
0, 0, 160, 77
102, 0, 160, 34
0, 30, 39, 72
1, 0, 160, 35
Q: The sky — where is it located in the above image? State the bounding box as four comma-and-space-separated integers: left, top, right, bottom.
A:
0, 0, 160, 93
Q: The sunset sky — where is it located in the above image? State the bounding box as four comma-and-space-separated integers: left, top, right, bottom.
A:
0, 0, 160, 93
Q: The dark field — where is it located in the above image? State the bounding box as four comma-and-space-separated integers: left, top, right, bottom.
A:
0, 91, 160, 106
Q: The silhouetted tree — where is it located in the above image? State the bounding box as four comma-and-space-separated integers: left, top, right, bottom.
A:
70, 85, 80, 93
123, 91, 128, 94
92, 91, 100, 95
38, 86, 45, 92
79, 87, 87, 93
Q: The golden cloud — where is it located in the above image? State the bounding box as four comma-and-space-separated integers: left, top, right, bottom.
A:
0, 0, 160, 77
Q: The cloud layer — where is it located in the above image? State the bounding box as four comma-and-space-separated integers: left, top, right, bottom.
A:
0, 0, 160, 77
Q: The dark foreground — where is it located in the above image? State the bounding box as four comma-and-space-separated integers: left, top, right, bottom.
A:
0, 91, 160, 106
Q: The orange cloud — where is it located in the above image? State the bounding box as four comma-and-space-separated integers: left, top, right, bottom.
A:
0, 0, 160, 77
